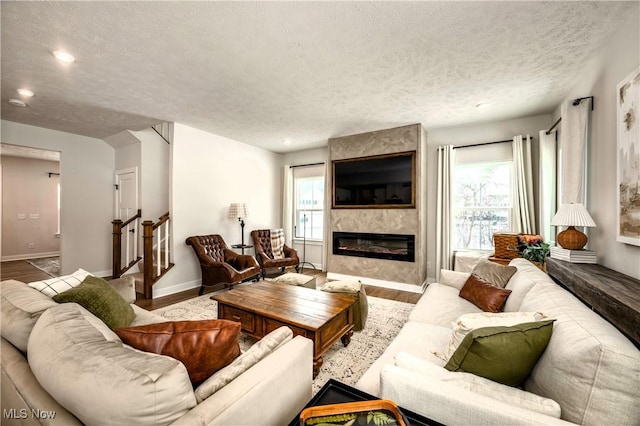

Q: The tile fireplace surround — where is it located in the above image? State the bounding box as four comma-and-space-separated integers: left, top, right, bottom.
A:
327, 124, 427, 293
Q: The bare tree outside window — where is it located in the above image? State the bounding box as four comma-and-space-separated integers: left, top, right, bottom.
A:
454, 162, 512, 250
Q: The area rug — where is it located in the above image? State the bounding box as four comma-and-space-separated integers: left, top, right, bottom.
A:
152, 293, 413, 394
26, 257, 60, 277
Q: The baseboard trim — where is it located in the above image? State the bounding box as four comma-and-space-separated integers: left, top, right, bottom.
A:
327, 272, 424, 294
1, 252, 60, 262
152, 279, 200, 299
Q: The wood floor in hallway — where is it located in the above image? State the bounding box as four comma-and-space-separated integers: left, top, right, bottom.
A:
1, 262, 424, 310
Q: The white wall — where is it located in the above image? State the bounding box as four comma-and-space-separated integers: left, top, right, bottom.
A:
282, 147, 328, 166
114, 141, 140, 172
1, 121, 115, 275
425, 113, 553, 279
1, 156, 60, 260
132, 128, 170, 221
554, 9, 640, 279
155, 123, 282, 297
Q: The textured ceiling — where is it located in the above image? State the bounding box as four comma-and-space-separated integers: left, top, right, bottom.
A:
0, 143, 60, 162
1, 2, 637, 153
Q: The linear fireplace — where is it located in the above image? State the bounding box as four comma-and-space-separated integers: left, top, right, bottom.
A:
333, 232, 415, 262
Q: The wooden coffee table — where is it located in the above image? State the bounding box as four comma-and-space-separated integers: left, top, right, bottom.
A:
211, 281, 357, 377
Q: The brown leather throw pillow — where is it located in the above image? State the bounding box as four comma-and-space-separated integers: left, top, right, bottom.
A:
459, 274, 512, 313
116, 319, 241, 386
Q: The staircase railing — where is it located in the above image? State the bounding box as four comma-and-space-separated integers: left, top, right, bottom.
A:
141, 212, 174, 299
152, 122, 171, 144
112, 209, 142, 278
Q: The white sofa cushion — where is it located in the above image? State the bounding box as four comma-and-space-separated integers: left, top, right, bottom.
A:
504, 258, 554, 312
439, 269, 470, 290
381, 365, 570, 425
27, 268, 92, 297
107, 275, 137, 304
394, 352, 561, 418
28, 303, 196, 426
409, 282, 481, 326
355, 321, 451, 396
520, 281, 640, 425
0, 280, 58, 352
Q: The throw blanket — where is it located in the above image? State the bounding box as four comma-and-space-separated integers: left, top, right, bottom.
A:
321, 281, 368, 332
270, 229, 285, 259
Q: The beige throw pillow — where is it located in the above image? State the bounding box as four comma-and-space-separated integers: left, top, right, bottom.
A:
471, 260, 517, 288
321, 280, 361, 293
28, 268, 92, 297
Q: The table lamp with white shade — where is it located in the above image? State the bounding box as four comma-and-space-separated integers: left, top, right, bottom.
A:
228, 203, 248, 246
551, 203, 597, 250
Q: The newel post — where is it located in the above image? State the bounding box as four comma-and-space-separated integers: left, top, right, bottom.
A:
112, 219, 123, 278
142, 220, 154, 299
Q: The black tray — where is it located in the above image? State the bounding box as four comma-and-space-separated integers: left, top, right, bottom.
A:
288, 379, 444, 426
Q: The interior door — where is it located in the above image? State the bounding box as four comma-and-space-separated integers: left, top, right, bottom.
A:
115, 168, 138, 267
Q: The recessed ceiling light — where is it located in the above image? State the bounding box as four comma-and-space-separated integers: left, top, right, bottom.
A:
8, 99, 27, 107
53, 50, 75, 63
282, 139, 292, 145
476, 103, 491, 109
17, 88, 35, 97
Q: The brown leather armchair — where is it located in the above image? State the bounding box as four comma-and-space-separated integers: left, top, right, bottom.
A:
250, 229, 300, 279
185, 234, 260, 295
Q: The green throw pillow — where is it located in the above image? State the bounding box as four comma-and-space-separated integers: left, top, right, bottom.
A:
444, 320, 554, 387
53, 275, 135, 329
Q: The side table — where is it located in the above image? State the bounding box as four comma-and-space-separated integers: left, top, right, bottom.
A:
288, 379, 442, 426
230, 243, 253, 255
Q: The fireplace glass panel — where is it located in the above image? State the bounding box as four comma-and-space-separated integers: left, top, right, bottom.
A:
333, 232, 415, 262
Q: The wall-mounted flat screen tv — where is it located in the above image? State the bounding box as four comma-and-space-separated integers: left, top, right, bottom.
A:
332, 151, 416, 209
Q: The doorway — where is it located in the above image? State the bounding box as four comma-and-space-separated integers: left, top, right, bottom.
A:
0, 143, 61, 273
115, 167, 139, 269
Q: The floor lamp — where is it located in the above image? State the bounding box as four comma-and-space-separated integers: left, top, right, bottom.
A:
299, 212, 317, 273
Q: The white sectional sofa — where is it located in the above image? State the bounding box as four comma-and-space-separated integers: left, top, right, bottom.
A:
356, 258, 640, 425
1, 276, 313, 426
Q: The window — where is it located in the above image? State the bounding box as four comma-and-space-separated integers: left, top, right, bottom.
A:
294, 176, 324, 240
453, 161, 512, 250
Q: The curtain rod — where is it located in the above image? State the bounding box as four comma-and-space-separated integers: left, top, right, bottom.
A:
290, 162, 324, 168
545, 96, 594, 135
452, 136, 534, 150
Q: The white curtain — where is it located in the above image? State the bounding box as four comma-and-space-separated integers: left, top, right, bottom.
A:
560, 100, 590, 204
538, 129, 557, 243
282, 165, 293, 246
322, 159, 331, 272
512, 135, 536, 234
435, 145, 454, 280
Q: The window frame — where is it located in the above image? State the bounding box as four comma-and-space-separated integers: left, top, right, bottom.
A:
452, 160, 515, 251
293, 175, 324, 242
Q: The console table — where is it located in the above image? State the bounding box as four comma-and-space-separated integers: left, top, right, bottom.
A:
545, 258, 640, 348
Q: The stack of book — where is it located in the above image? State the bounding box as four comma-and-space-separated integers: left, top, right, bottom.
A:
549, 246, 597, 263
